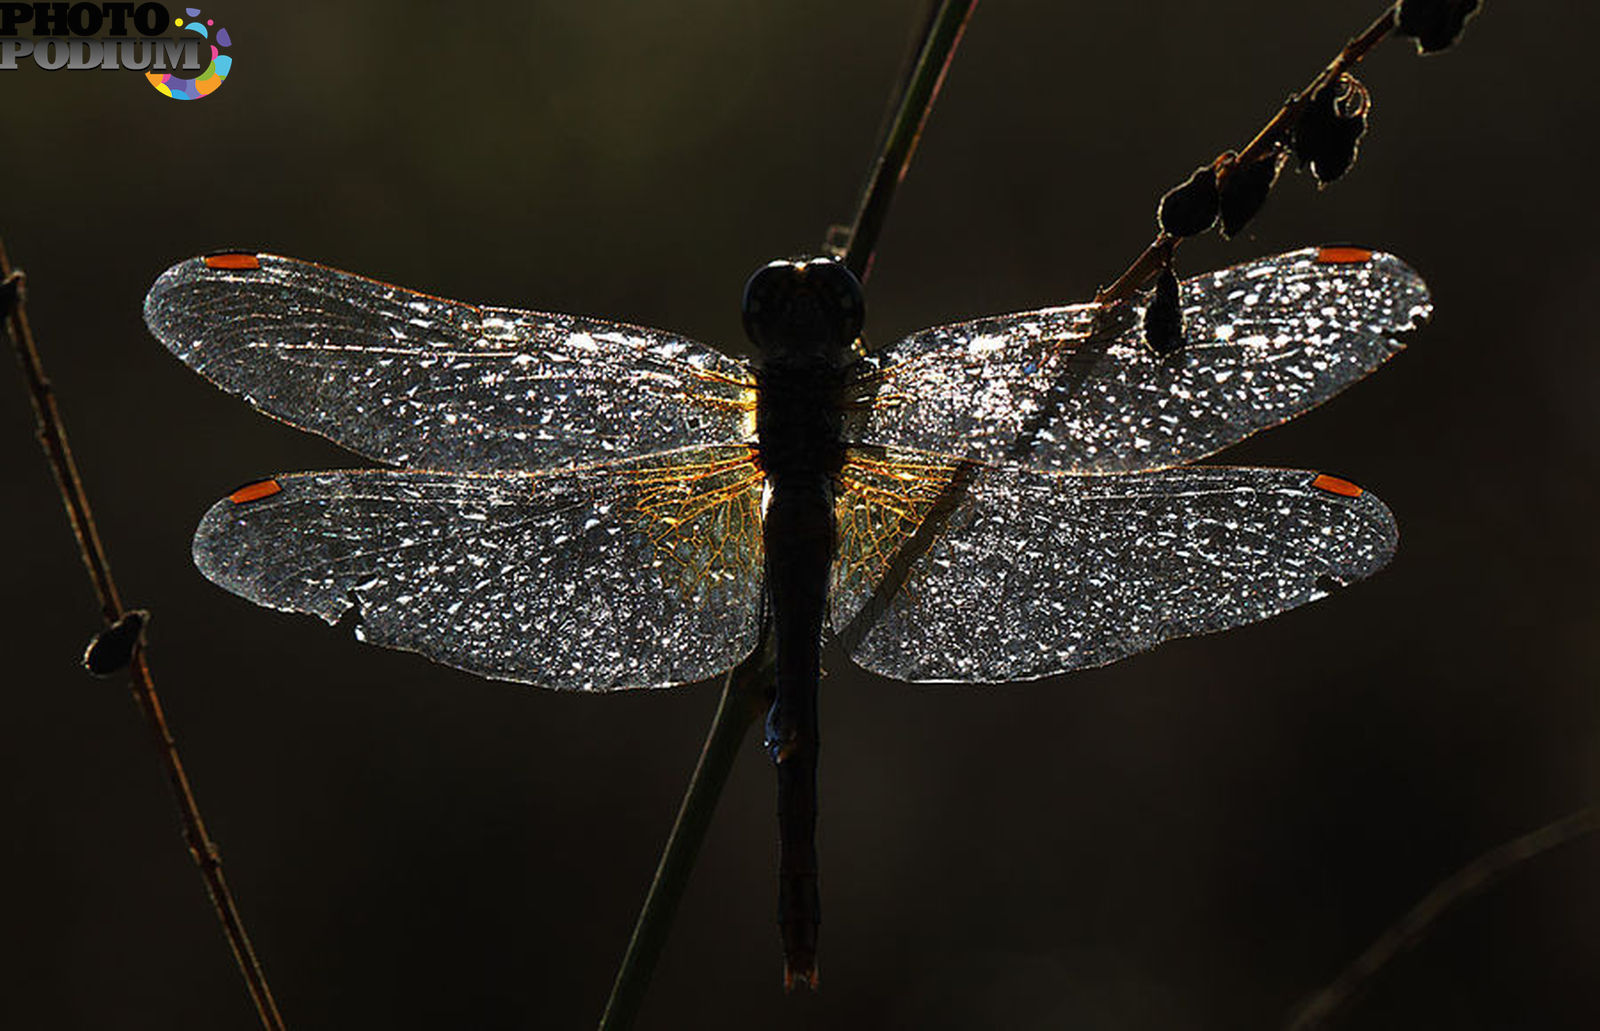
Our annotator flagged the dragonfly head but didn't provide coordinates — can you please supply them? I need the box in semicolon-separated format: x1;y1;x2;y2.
742;257;864;362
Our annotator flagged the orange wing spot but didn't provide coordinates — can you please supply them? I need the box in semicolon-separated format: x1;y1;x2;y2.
228;479;282;504
1315;246;1374;265
204;253;262;270
1311;473;1363;498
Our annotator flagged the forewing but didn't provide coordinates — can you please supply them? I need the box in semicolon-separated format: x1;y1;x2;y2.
848;248;1429;472
834;459;1396;683
193;446;766;690
145;254;756;470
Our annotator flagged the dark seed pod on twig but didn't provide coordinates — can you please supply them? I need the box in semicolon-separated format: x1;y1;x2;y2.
1396;0;1482;54
1218;149;1284;238
1156;165;1220;239
1143;264;1185;356
83;610;149;677
1292;74;1371;184
1;270;23;312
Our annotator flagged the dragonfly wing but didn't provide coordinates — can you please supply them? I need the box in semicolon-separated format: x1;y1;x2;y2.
194;446;766;690
848;248;1429;472
832;457;1396;683
145;254;756;471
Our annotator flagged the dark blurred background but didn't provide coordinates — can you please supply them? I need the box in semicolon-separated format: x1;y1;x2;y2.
3;2;1595;1028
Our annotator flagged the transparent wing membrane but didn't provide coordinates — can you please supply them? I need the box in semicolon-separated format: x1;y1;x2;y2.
848;248;1429;473
145;254;756;471
192;446;766;690
836;460;1397;683
157;247;1419;691
831;446;967;644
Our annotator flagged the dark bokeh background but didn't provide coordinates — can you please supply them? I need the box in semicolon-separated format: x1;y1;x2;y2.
3;3;1595;1028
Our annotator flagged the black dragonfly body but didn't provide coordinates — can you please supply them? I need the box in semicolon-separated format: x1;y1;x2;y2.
143;243;1428;986
747;258;863;985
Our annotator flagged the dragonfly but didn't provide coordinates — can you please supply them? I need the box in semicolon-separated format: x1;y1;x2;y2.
143;243;1428;988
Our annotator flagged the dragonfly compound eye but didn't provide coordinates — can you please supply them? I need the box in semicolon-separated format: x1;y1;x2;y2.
803;257;865;342
742;258;866;356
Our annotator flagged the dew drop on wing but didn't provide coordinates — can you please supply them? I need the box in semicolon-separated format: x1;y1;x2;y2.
334;589;366;638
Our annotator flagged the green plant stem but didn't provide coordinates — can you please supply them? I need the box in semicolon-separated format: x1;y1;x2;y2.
598;646;772;1030
596;4;978;1027
838;0;977;283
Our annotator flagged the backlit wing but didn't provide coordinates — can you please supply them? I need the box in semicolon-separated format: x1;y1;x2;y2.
145;254;756;471
193;446;766;690
832;456;1396;683
847;248;1429;473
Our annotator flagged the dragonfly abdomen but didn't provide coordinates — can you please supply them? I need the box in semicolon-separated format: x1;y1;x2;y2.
762;473;833;990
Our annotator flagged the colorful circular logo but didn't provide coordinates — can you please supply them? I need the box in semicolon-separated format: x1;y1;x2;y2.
147;8;231;100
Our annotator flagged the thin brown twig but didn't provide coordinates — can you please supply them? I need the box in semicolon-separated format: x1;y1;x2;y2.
1095;5;1398;304
598;643;772;1031
1;238;287;1031
1287;806;1600;1030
